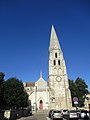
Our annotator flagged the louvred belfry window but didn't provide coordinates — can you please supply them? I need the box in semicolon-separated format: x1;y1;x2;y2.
54;60;56;65
58;60;60;65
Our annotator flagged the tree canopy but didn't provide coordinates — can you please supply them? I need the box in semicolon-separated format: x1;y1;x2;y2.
0;72;5;109
3;77;29;110
0;72;5;82
69;77;89;107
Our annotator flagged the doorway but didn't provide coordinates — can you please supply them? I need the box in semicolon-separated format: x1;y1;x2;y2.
39;100;43;110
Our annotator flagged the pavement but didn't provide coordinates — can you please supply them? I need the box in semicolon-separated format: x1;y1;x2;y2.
17;110;49;120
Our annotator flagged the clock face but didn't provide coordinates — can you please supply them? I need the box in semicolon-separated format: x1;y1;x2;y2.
56;76;62;82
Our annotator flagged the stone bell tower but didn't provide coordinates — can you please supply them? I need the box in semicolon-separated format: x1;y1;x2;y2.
48;25;72;110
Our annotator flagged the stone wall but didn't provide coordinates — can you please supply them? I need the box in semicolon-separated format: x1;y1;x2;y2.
0;109;32;120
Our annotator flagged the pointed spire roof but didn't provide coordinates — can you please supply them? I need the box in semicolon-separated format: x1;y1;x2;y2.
40;70;42;78
49;25;61;51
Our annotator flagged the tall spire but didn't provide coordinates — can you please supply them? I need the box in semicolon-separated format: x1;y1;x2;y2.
40;70;42;78
49;25;61;51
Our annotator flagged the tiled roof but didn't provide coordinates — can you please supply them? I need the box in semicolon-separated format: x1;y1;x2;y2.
24;81;49;87
26;82;35;87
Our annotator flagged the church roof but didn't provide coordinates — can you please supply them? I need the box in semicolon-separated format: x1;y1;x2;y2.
35;72;47;85
24;72;49;87
26;82;35;87
24;81;48;87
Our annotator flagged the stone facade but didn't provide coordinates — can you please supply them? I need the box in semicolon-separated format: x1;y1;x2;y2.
48;25;72;110
23;25;72;110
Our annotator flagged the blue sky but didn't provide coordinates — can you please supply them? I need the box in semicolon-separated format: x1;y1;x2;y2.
0;0;90;90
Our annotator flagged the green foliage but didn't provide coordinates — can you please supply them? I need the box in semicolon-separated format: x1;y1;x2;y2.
0;72;5;82
3;77;28;110
69;77;89;107
0;72;5;110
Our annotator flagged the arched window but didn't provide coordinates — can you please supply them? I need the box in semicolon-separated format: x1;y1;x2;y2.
54;60;56;65
58;60;60;65
55;53;57;58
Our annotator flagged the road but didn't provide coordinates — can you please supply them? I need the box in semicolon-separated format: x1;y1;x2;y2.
17;114;48;120
17;110;49;120
17;110;66;120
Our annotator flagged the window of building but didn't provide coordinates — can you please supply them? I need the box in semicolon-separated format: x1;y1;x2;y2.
55;53;57;58
58;60;60;65
54;60;56;65
27;88;29;90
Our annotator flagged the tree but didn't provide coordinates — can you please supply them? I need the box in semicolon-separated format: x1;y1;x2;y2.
0;72;5;110
69;79;77;106
75;77;89;107
3;77;28;110
69;77;89;107
0;72;5;82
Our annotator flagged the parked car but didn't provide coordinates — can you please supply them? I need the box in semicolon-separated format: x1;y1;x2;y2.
51;110;63;120
62;109;69;119
78;109;89;119
67;110;79;120
49;109;54;118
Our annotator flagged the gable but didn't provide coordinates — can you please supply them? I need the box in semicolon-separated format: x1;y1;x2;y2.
36;78;47;91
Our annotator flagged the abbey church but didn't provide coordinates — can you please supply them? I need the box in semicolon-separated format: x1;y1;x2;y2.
23;25;72;110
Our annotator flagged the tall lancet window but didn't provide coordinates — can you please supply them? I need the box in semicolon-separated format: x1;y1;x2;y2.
54;60;56;65
58;60;60;65
55;53;57;58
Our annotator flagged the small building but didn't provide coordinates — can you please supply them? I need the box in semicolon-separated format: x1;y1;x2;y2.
23;72;49;110
84;93;90;110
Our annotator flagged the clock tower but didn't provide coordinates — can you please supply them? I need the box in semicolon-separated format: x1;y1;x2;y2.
48;25;72;109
